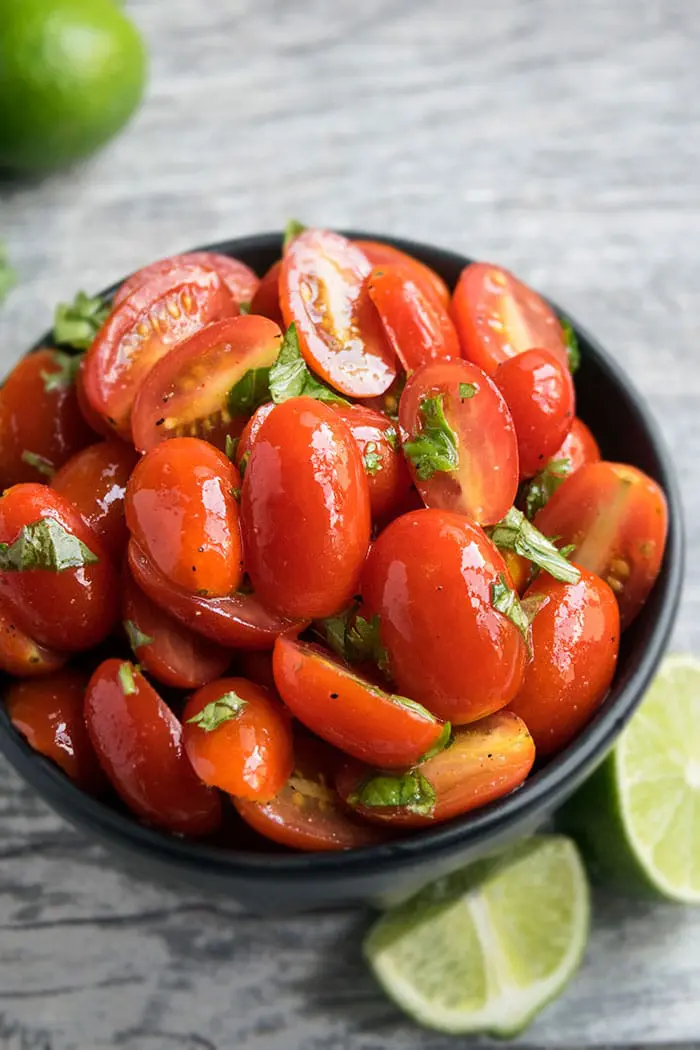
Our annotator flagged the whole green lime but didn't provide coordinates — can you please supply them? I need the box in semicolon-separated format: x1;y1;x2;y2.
0;0;147;172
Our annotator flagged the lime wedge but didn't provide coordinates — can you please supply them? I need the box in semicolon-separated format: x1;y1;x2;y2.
560;653;700;903
364;835;589;1036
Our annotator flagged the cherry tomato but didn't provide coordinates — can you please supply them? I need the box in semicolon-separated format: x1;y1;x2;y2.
508;568;619;756
280;229;397;397
502;549;531;595
6;669;105;792
273;633;450;768
0;484;118;652
250;260;284;326
534;462;668;629
336;711;535;827
83;266;238;439
399;359;519;525
52;440;138;559
75;356;113;437
367;265;460;371
237;649;276;692
125;438;243;598
233;732;386;851
555;417;601;474
451;263;568;376
495;348;575;478
354;240;450;308
0;349;96;489
131;315;283;453
241;398;371;619
0;596;67;677
235;401;275;468
122;572;231;689
183;677;293;800
114;251;259;308
85;659;221;836
361;509;527;724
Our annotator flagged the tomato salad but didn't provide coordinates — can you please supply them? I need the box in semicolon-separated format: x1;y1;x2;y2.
0;226;668;851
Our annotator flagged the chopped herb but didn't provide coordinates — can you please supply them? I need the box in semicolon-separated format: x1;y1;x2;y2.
520;593;548;625
561;319;580;374
559;543;577;559
238;301;252;315
0;518;98;572
403;394;459;480
282;219;307;253
488;506;581;584
124;620;154;651
187;691;247;732
317;608;390;677
54;291;110;350
238;450;250;476
519;457;572;520
0;244;15;304
384;425;399;450
491;573;532;651
348;771;436;816
21;450;55;478
227;367;272;416
225;434;238;460
118;662;138;696
41;350;83;393
458;382;477;400
231;487;241;501
319;610;350;659
382;373;407;420
268;324;348;406
363;441;382;475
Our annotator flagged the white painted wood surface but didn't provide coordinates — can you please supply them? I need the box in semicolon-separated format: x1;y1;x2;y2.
1;0;699;1046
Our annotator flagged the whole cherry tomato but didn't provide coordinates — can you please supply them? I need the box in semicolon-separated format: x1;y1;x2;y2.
0;596;67;677
0;484;118;652
508;568;619;756
556;417;601;474
250;260;284;326
235;401;275;468
336;711;535;827
367;265;460;371
399;359;519;525
85;659;222;836
330;404;412;525
354;240;451;308
361;510;527;723
241;398;371;619
52;440;138;558
6;669;105;792
280;229;397;397
114;251;259;308
183;677;293;800
125;438;243;598
451;263;568;376
534;462;668;628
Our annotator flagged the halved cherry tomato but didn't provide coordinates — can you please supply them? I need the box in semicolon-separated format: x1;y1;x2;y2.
0;596;67;677
273;633;450;768
361;509;527;724
131;315;283;453
75;356;113;437
85;659;221;836
502;549;531;594
250;261;284;326
6;669;105;792
336;711;535;827
451;263;568;376
83;266;238;439
125;438;243;598
237;649;276;691
0;484;118;652
183;677;293;800
556;417;601;473
235;401;274;468
114;251;259;308
122;572;231;689
52;440;138;558
329;404;412;525
233;732;386;851
241;398;371;619
280;229;397;397
0;349;96;489
354;240;450;308
508;568;619;756
367;265;460;371
534;462;668;628
399;359;519;525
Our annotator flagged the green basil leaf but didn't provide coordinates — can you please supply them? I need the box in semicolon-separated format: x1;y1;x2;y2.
227;367;272;416
488;506;580;584
384;424;399;450
346;613;391;676
363;441;382;475
187;691;247;732
124;620;154;651
54;291;110;351
0;518;99;572
418;720;452;763
491;573;533;652
282;218;307;253
519;457;572;520
458;382;477;400
238;301;252;315
561;319;580;374
20;450;55;478
118;662;138;696
40;350;83;393
225;434;238;461
349;771;436;817
268;324;348;406
403;394;459;480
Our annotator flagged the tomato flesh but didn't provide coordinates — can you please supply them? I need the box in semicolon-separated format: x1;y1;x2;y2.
354;240;451;308
0;595;67;677
367;265;460;371
114;251;259;308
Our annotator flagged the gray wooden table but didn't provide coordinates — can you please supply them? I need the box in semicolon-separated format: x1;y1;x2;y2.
1;1;699;1047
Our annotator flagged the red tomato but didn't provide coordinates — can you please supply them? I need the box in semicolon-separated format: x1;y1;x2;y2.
131;315;283;453
451;263;568;376
237;649;276;692
0;349;96;488
235;401;275;468
183;677;293;800
75;356;114;437
273;633;449;768
361;509;527;724
354;240;450;308
85;659;221;836
502;550;531;595
6;669;105;792
52;440;138;558
0;596;67;677
495;348;575;478
250;260;284;326
241;398;371;619
508;568;619;756
83;266;238;439
122;572;231;689
280;229;397;397
0;484;118;652
399;359;519;525
336;711;535;827
534;462;668;628
555;417;601;474
114;251;259;308
367;265;460;371
125;438;243;598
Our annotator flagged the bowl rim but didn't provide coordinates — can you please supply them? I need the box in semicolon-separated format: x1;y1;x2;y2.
0;230;685;880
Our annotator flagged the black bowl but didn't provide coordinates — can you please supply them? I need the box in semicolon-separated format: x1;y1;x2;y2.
0;232;684;913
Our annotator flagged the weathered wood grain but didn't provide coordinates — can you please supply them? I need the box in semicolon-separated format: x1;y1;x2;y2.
1;0;699;1046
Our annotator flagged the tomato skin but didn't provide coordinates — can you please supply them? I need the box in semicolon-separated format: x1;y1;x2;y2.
0;484;119;652
6;669;105;792
241;398;371;619
399;359;519;526
495;348;575;478
235;402;275;468
451;263;568;376
330;404;412;525
238;649;276;692
0;596;67;676
125;438;243;598
354;240;451;308
336;711;535;827
280;229;397;397
114;251;259;308
183;677;293;800
0;349;96;488
534;462;668;628
250;260;284;326
52;440;138;559
555;417;601;474
508;568;619;756
367;265;460;372
75;357;114;438
361;510;527;724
